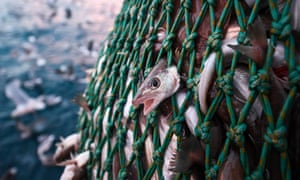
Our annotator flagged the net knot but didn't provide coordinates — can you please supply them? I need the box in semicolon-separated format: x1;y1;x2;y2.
183;32;198;51
106;122;115;138
153;149;164;165
246;168;263;180
150;5;158;17
194;123;210;143
162;33;176;50
206;164;219;179
133;139;144;157
186;77;197;89
207;0;216;6
117;36;126;49
264;126;287;152
164;0;174;13
106;95;115;107
180;0;192;10
147;111;158;126
237;31;247;43
289;66;300;88
112;64;119;73
129;5;138;21
138;5;147;20
133;36;144;50
249;69;270;94
120;66;129;80
103;158;113;172
117;128;127;147
124;37;134;50
130;68;139;80
207;31;223;51
118;168;128;180
216;72;234;95
117;98;127;110
172;116;185;136
129;109;137;119
227;123;247;147
270;14;291;40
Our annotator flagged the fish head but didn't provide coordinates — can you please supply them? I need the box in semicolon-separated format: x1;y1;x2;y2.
132;60;180;115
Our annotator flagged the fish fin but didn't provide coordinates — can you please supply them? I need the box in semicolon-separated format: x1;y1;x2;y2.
228;44;265;66
247;17;268;49
168;136;203;173
72;94;90;113
57;159;77;166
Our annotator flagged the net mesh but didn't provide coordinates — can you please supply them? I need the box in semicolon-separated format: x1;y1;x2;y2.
77;0;299;179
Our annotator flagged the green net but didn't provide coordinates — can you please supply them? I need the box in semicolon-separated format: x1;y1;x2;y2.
77;0;300;179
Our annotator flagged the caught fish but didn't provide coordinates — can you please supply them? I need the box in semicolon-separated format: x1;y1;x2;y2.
218;150;243;180
157;113;178;180
198;17;289;113
54;133;80;163
168;134;204;179
132;60;180;115
59;151;90;180
244;0;300;31
5;79;46;117
291;0;300;31
228;18;267;67
60;164;86;180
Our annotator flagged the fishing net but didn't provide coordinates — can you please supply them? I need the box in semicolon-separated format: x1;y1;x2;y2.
77;0;300;179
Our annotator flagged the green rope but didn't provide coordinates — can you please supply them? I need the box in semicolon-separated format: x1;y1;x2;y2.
75;0;299;179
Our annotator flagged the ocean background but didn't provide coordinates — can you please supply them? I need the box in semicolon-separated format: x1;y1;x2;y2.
0;0;121;179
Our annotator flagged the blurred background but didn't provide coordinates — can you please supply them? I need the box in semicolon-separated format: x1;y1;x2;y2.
0;0;122;179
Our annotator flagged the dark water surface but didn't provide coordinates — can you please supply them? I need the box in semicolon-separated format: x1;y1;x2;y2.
0;0;121;179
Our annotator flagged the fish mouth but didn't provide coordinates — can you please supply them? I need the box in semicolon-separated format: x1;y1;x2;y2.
132;94;159;115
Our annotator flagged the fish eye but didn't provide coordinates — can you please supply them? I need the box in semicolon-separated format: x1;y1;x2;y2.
150;77;160;89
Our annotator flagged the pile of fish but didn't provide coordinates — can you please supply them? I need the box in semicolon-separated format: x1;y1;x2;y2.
54;0;300;179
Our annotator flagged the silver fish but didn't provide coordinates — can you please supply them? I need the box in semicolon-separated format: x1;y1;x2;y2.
198;18;288;114
158;113;178;180
54;133;80;164
132;60;180;115
59;151;90;180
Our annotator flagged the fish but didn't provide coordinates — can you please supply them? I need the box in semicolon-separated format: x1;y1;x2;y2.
5;79;46;117
198;38;238;113
228;18;267;67
168;134;204;179
167;124;225;179
244;0;300;32
157;113;178;180
59;151;90;180
54;133;80;164
198;17;289;114
132;59;180;115
203;17;289;179
218;149;243;180
291;0;300;31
